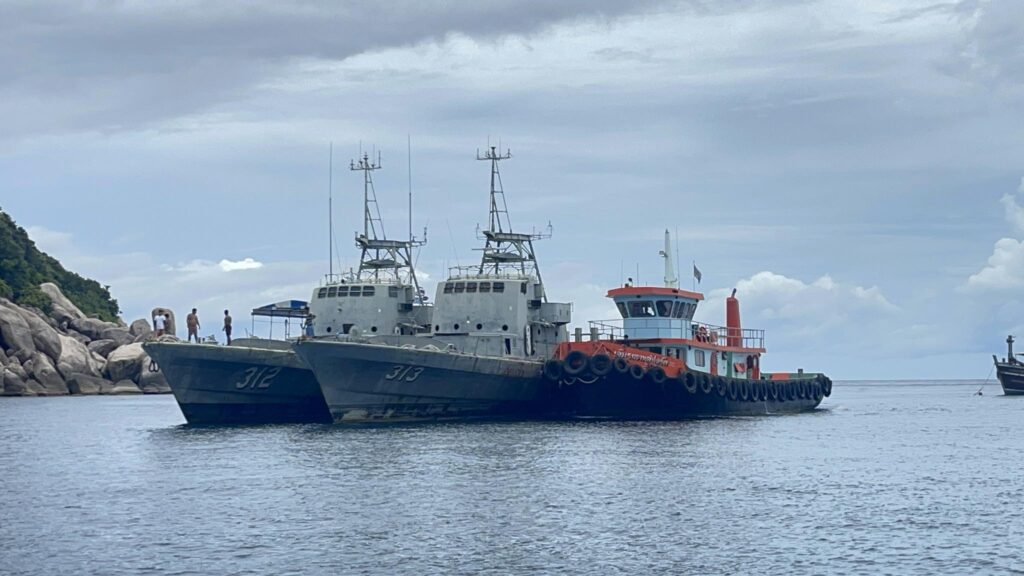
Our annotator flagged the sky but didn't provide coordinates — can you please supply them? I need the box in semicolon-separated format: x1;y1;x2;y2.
1;0;1022;379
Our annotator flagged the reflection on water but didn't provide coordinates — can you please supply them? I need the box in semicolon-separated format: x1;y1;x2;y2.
0;382;1021;575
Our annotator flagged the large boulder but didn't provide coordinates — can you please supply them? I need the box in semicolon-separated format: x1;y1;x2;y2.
129;318;152;338
65;373;108;395
56;334;102;379
65;329;92;345
0;300;37;361
16;307;63;363
0;347;7;367
105;343;146;382
102;379;142;395
69;317;112;341
138;367;170;394
39;282;86;324
87;339;119;358
152;308;177;336
28;352;67;395
101;327;133;346
6;356;27;381
2;367;29;395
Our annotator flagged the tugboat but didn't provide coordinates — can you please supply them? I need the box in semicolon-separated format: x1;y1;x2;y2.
294;147;572;422
993;335;1024;395
547;231;832;418
145;151;431;424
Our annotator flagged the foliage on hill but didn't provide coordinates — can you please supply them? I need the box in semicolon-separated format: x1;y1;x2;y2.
0;208;120;322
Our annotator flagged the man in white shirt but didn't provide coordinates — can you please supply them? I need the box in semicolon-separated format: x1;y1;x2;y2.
154;313;166;337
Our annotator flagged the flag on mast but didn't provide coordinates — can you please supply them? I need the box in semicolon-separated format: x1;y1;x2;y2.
693;264;702;284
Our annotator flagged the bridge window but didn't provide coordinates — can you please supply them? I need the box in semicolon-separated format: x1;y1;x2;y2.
694;349;706;367
656;300;674;317
349;286;362;297
362;286;375;297
443;283;453;294
317;288;327;299
628;300;656;317
327;287;337;298
454;282;466;293
466;282;478;293
388;286;399;297
493;282;505;293
479;282;491;293
671;301;683;318
520;282;528;294
337;286;349;297
616;302;628;318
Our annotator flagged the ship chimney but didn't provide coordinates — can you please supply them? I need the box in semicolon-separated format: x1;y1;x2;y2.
1008;335;1015;362
726;288;742;347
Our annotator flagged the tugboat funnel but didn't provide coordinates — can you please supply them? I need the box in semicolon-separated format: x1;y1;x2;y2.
726;288;742;347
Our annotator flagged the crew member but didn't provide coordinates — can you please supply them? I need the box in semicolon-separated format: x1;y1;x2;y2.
222;309;233;345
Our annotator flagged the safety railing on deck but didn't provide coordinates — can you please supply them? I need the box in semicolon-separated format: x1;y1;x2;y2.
583;319;765;349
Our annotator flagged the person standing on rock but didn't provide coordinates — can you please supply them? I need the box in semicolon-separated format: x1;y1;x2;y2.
222;310;232;345
186;308;201;343
154;312;166;337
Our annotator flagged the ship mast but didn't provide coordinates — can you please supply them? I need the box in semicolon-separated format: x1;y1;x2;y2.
349;151;424;295
475;146;551;300
660;229;678;288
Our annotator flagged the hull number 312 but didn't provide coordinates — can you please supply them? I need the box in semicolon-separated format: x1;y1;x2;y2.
234;366;281;390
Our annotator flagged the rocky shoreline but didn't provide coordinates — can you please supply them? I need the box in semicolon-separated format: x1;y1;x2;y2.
0;282;173;396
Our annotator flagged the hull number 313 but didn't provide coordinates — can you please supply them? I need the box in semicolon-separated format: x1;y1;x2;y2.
384;365;424;382
234;366;281;390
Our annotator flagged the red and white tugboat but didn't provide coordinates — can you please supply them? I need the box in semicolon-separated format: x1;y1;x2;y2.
546;231;832;418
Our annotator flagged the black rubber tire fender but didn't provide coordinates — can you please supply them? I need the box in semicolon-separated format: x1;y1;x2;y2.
563;350;589;376
648;366;667;385
683;372;698;394
629;363;645;381
823;377;833;397
589;353;613;377
543;359;563;382
700;373;714;394
797;380;808;399
715;375;727;396
751;381;762;402
613;357;630;375
787;381;797;401
739;379;750;401
726;378;738;401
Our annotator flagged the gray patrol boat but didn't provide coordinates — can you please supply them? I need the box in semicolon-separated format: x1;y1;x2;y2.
293;147;573;422
145;151;431;424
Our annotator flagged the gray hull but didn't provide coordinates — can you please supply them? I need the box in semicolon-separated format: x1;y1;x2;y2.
995;361;1024;396
144;341;331;424
293;340;555;422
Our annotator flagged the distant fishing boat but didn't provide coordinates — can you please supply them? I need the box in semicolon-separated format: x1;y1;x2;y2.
993;335;1024;395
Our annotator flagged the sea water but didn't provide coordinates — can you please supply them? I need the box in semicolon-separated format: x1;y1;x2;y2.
0;381;1019;575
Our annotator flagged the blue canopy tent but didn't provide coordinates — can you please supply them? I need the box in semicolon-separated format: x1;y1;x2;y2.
250;300;309;340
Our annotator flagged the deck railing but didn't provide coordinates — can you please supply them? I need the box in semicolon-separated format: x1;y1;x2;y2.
585;319;765;349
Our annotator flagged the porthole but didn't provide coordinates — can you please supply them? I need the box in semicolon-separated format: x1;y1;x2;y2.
454;323;460;330
476;323;483;330
371;326;378;333
434;325;439;331
502;324;509;331
326;326;332;333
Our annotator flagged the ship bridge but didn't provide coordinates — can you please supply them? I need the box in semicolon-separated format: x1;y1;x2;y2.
609;286;703;340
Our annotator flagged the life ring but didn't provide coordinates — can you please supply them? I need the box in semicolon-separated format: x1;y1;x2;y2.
716;376;727;396
700;373;714;394
543;359;563;382
629;364;645;381
683;372;698;394
726;378;738;401
563;350;589;376
613;357;630;375
648;366;667;385
589;353;612;377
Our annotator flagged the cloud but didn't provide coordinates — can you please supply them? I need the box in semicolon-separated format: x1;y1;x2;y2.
998;177;1024;232
219;258;263;272
964;237;1024;292
965;177;1024;292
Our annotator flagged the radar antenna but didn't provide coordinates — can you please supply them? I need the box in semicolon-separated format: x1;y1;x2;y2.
474;146;550;301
